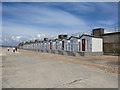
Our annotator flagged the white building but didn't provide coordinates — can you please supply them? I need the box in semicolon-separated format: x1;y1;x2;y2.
79;34;103;52
62;38;70;51
56;39;62;50
68;34;103;52
69;36;80;52
21;34;103;56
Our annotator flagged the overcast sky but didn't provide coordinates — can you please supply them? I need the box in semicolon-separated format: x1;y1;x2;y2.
1;2;118;46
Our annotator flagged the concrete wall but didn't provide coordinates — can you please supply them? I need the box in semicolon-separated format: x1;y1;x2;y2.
103;33;120;43
102;33;120;55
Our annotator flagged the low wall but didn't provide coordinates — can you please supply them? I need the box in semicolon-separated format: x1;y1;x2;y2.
21;48;103;56
78;52;103;56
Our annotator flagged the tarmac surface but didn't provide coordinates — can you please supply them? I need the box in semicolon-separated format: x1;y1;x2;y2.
2;48;119;88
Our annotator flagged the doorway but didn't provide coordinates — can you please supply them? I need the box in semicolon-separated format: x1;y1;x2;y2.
70;40;74;51
50;42;52;49
79;42;81;52
62;41;64;50
82;39;85;51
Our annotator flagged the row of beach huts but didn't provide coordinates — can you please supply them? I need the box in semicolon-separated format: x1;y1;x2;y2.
18;32;103;56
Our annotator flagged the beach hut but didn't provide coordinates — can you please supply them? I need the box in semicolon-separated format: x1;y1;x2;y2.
34;40;39;51
62;38;70;51
32;42;35;51
35;42;39;51
46;41;50;50
37;42;41;51
23;44;26;49
69;36;80;52
39;41;42;51
54;39;58;50
43;41;50;51
28;41;33;51
51;40;56;50
56;39;62;50
40;41;44;51
43;41;46;50
56;34;68;51
79;34;103;52
43;38;49;50
27;44;30;50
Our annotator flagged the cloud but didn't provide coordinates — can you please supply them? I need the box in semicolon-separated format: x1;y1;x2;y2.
3;4;87;27
2;33;47;46
2;3;90;37
2;2;117;46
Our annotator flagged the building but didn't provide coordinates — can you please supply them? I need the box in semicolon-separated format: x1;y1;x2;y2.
56;39;62;50
62;38;70;51
80;34;103;52
92;28;120;55
58;34;68;39
69;36;80;52
92;28;104;37
52;40;56;50
67;35;103;53
19;33;103;56
102;32;120;55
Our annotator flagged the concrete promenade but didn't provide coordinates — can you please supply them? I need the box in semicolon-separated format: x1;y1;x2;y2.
2;48;118;88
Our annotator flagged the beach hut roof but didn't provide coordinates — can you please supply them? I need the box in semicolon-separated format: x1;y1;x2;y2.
68;36;80;40
68;34;102;40
80;34;102;38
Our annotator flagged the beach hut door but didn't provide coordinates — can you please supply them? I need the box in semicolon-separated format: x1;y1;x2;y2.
70;40;74;51
50;42;52;49
79;42;81;51
82;39;85;51
62;41;64;50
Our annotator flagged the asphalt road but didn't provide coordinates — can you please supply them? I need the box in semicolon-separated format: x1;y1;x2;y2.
2;48;118;88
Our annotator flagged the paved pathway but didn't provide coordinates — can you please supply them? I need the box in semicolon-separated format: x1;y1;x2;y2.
2;48;118;88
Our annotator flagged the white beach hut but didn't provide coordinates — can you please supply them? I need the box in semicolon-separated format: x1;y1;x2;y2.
62;38;70;51
40;41;44;51
79;34;103;52
69;36;80;52
52;40;56;50
56;39;62;50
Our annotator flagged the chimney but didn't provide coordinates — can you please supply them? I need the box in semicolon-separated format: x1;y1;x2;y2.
44;38;48;41
92;28;104;37
58;34;68;39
